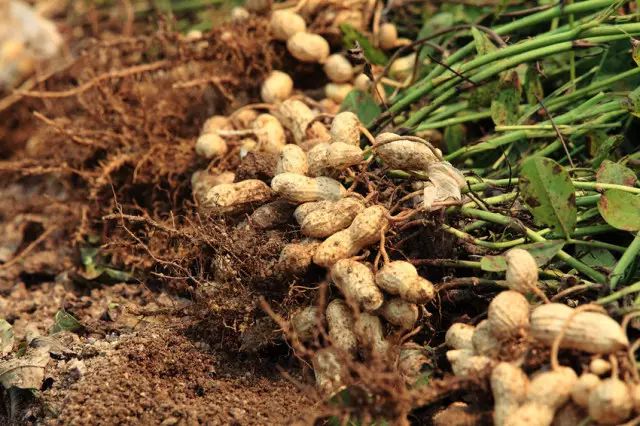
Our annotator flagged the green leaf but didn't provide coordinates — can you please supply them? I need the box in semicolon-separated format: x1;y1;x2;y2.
578;247;617;269
591;134;623;168
340;24;387;66
480;255;507;272
0;320;14;357
340;90;381;127
519;157;577;237
632;39;640;67
524;66;544;106
596;160;638;187
50;310;82;335
517;240;565;266
598;189;640;231
491;85;520;125
471;26;497;56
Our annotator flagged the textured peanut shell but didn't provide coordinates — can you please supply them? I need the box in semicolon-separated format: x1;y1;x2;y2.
297;197;364;238
308;142;363;176
491;362;529;426
330;260;383;312
530;303;629;353
398;343;429;385
323;54;353;83
527;367;577;410
505;248;539;294
191;170;234;203
487;290;530;337
446;349;492;377
201;180;272;213
571;373;600;408
472;320;501;357
252;113;286;154
505;403;554;426
248;199;296;229
445;323;475;350
325;299;357;356
291;306;319;342
588;378;632;425
312;348;345;396
269;10;306;41
260;70;293;103
379;298;419;330
630;383;640;414
271;173;346;203
551;403;586;426
275;144;308;175
195;133;228;159
287;32;329;63
330;111;360;146
313;206;388;267
275;99;315;145
375;132;438;170
354;312;389;355
277;239;320;276
374;261;435;304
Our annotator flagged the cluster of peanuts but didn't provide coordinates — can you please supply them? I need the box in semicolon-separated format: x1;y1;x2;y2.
192;98;446;394
189;4;462;393
445;249;636;426
231;0;416;107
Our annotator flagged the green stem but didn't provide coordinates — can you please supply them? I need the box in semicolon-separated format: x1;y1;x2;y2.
417;110;492;131
467;177;640;195
544;224;616;239
459;207;607;283
597;280;640;305
567;239;627;253
610;232;640;289
442;224;527;249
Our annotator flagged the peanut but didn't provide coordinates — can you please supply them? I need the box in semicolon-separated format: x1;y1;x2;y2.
398;343;429;385
472;320;501;358
375;261;435;304
269;9;306;41
588;378;632;424
505;248;539;294
589;358;611;376
487;290;530;337
252;113;286;154
326;299;357;356
260;70;293;103
354;312;390;356
446;349;492;377
314;205;389;267
201;179;272;214
389;54;416;81
291;306;319;342
271;173;346;203
312;347;345;396
571;373;600;408
195;133;228;159
330;111;360;146
325;83;353;104
307;142;363;176
445;323;475;350
275;99;315;145
202;115;231;135
248;199;296;229
530;303;629;354
295;197;365;238
330;259;383;311
277;239;320;276
375;132;439;170
275;144;308;175
491;362;529;426
379;23;398;50
323;54;353;83
287;32;330;63
379;298;419;330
